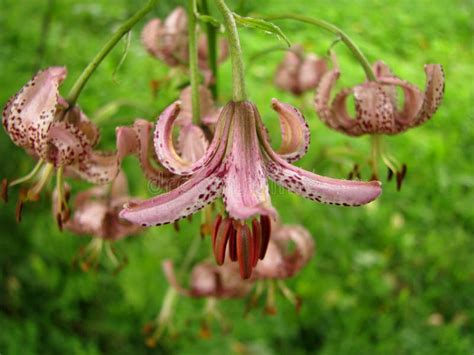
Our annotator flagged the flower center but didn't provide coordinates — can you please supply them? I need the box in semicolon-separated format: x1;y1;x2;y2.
211;214;271;279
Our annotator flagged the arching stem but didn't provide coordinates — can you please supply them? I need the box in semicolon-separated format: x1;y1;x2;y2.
65;0;158;107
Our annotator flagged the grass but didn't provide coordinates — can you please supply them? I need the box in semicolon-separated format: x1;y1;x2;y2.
0;0;472;354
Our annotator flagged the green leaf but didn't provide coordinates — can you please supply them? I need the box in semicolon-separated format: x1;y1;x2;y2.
233;13;291;47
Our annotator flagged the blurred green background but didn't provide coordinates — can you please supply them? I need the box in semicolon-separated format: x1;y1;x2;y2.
0;0;473;354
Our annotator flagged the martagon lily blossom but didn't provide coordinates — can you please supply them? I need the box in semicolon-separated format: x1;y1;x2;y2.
315;59;445;136
314;58;445;188
120;97;382;278
275;44;328;96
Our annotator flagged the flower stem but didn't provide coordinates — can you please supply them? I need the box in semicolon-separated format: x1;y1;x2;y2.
264;14;376;81
214;0;247;101
188;0;201;125
200;0;218;99
65;0;158;107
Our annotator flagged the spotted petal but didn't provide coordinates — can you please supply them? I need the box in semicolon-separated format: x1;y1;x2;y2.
271;98;310;163
119;166;223;227
412;64;445;127
257;114;382;206
223;102;276;220
314;67;343;130
376;76;424;129
120;112;232;226
2;67;67;157
47;121;90;167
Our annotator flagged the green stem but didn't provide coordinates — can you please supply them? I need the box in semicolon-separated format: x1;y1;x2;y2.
214;0;247;101
200;0;218;99
65;0;157;107
188;0;201;125
264;14;376;81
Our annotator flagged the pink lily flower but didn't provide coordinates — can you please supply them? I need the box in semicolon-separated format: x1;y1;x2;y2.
275;45;328;96
141;7;228;75
55;172;142;272
61;172;142;241
315;60;445;136
120;98;382;277
163;259;252;299
315;59;444;189
2;67;134;185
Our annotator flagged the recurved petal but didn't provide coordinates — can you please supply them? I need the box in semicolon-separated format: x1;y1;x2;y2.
46;121;90;167
223;102;276;221
119;166;224;227
273;224;315;275
141;18;162;57
271;98;310;163
155;101;229;176
314;68;342;130
123;119;182;189
373;60;393;79
376;76;424;129
353;82;396;134
299;54;327;92
73;151;121;185
412;64;445;127
330;88;360;135
267;157;381;206
2;67;67;155
178;124;209;164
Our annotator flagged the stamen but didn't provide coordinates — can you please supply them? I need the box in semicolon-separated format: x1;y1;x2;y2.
213;217;233;265
236;223;252;279
251;219;262;267
259;215;271;260
396;164;407;191
228;226;237;262
8;159;44;188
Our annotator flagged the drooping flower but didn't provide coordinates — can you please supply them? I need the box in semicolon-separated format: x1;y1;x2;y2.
247;221;315;314
315;59;444;188
141;7;228;78
2;67;134;185
163;259;252;299
56;172;142;272
275;44;327;96
120;98;382;278
252;222;314;280
315;60;445;136
2;67;135;222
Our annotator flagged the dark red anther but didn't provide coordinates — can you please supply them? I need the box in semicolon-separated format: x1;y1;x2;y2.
213;218;232;265
251;219;262;267
228;226;237;262
1;178;8;203
387;167;394;181
396;164;407;191
237;224;252;279
259;215;271;260
15;200;23;223
211;214;222;248
56;213;63;232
